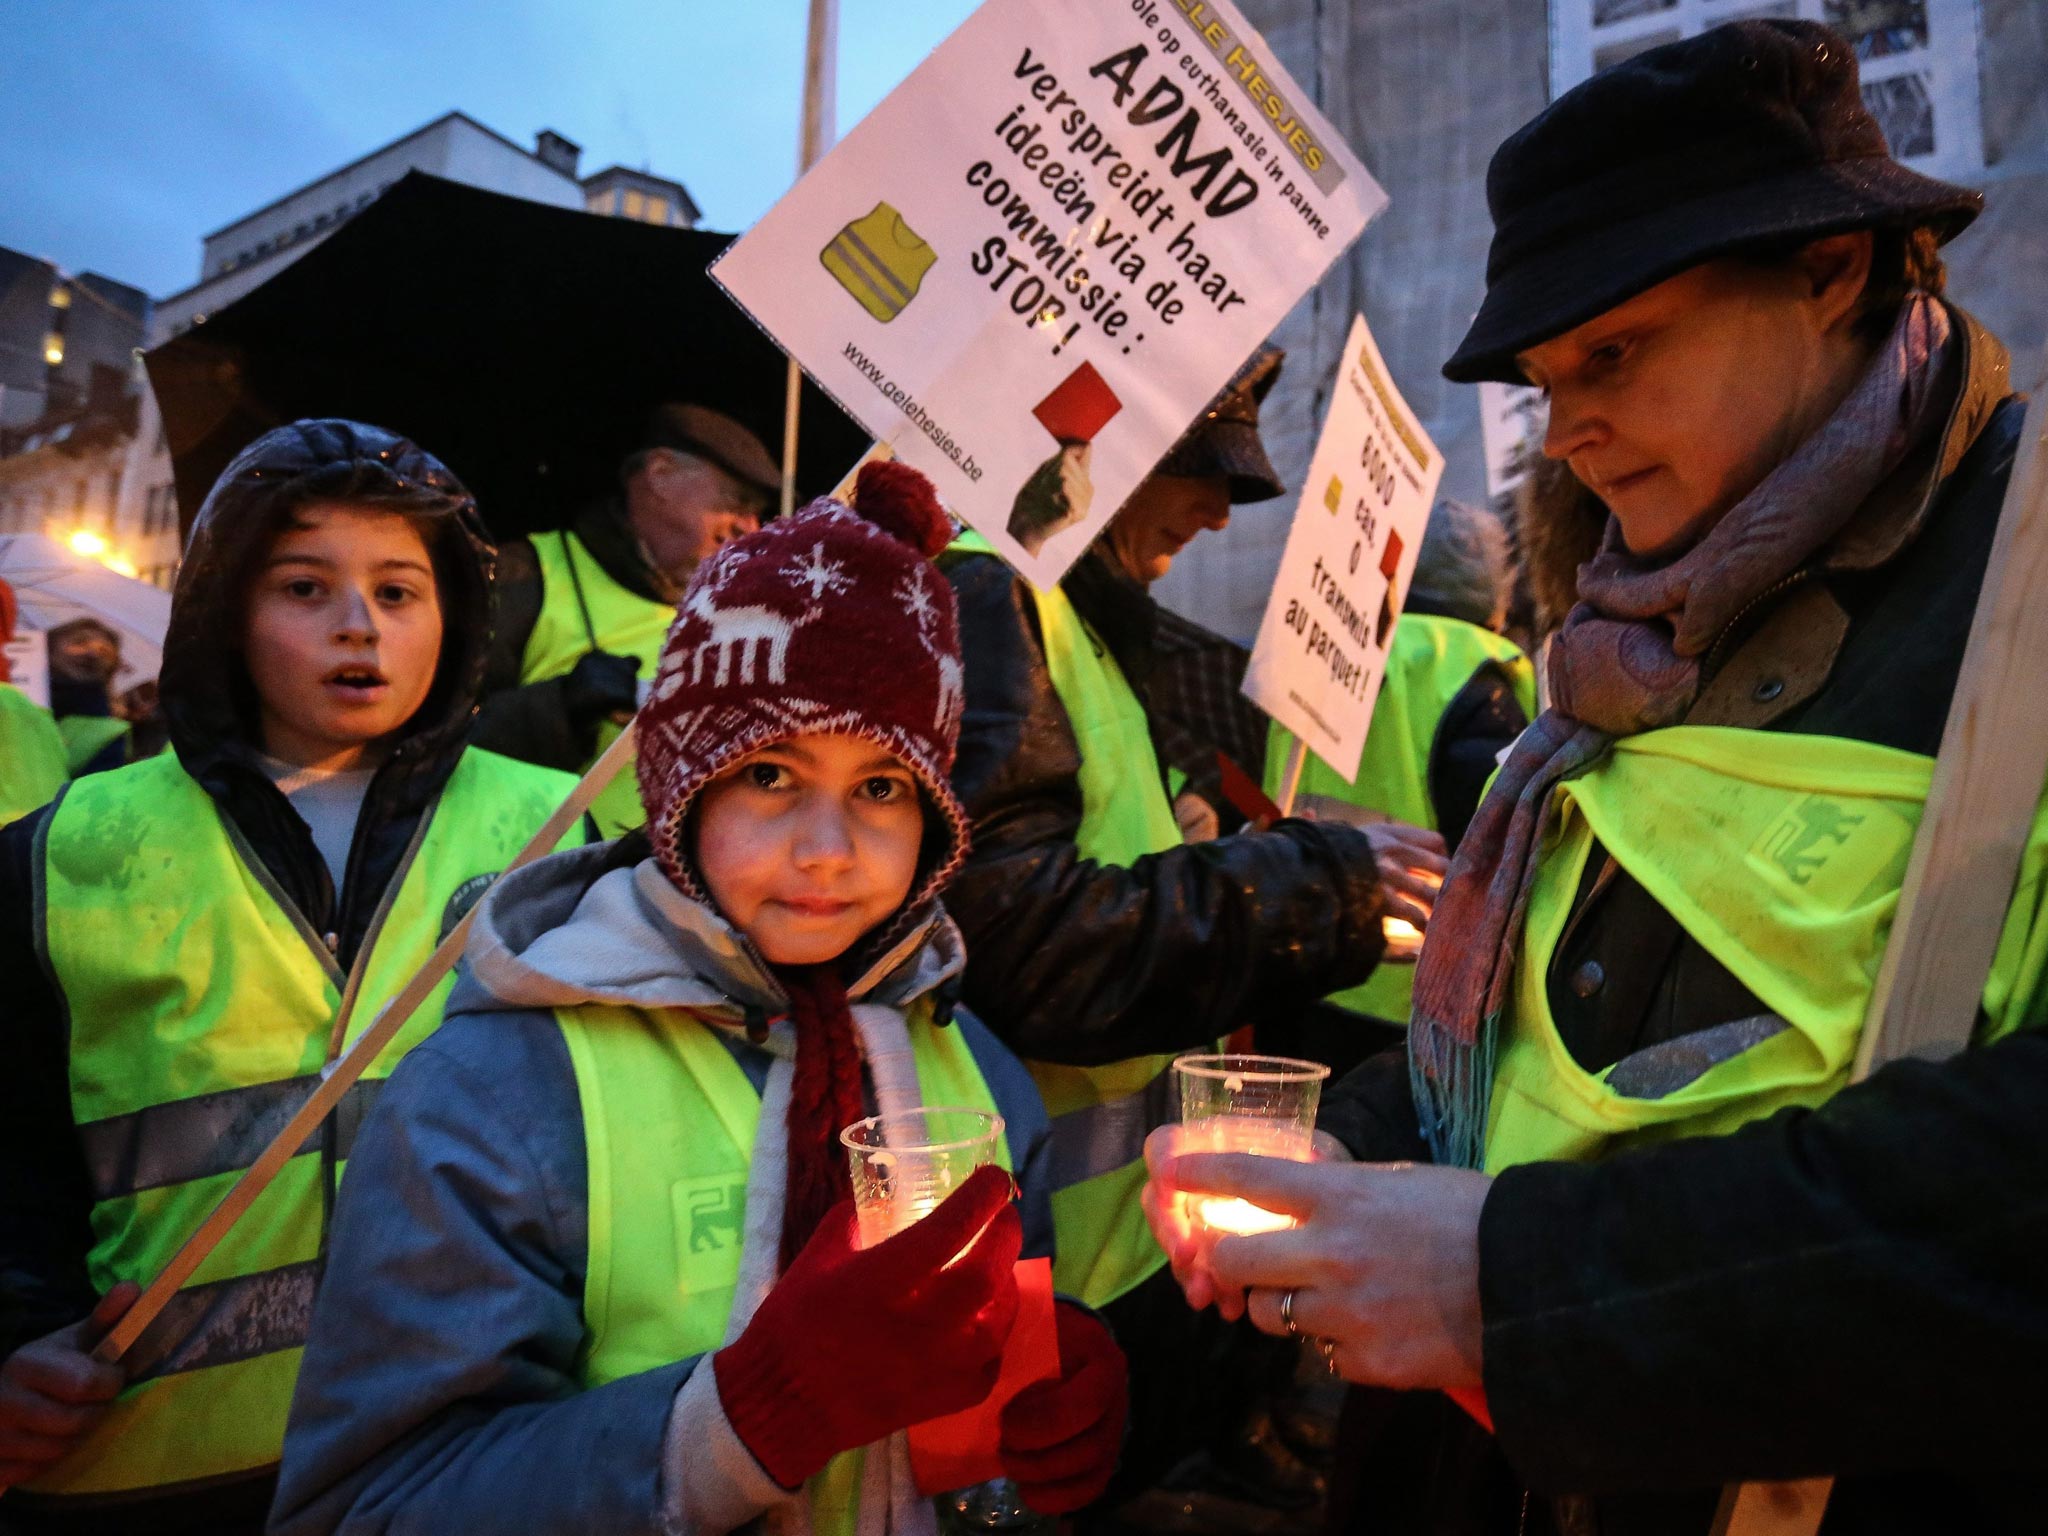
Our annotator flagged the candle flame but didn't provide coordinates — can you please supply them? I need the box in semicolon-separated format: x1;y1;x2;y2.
1195;1196;1295;1235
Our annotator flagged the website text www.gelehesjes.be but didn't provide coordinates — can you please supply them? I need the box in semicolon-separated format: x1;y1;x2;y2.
842;341;982;483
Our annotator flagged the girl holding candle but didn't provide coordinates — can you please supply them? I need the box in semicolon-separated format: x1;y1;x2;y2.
270;463;1131;1536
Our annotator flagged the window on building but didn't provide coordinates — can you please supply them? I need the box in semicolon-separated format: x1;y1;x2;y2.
1551;0;1981;173
43;334;64;366
623;189;647;220
644;195;670;225
49;284;72;310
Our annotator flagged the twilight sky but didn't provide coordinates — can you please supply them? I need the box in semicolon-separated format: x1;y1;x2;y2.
0;1;978;299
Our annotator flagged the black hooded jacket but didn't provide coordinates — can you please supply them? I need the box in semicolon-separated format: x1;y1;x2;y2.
0;420;497;1535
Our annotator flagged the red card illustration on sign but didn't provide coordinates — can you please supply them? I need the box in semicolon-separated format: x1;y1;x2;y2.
1032;363;1122;445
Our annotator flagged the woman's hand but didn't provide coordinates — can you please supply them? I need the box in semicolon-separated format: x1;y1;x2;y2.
1362;822;1447;950
1143;1133;1490;1393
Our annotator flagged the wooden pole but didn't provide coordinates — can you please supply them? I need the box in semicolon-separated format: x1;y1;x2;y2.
95;724;639;1364
1716;344;2048;1535
780;0;839;520
1274;736;1309;819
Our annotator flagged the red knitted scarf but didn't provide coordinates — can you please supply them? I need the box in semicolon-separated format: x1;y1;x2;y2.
777;964;867;1270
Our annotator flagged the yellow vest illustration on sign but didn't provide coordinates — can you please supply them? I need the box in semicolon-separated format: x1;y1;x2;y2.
822;202;936;323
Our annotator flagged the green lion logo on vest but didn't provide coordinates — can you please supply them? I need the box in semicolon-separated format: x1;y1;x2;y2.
1760;797;1867;886
670;1176;748;1288
1752;793;1913;910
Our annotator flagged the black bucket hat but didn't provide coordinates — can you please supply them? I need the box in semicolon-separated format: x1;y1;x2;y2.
1156;345;1286;503
1444;19;1983;385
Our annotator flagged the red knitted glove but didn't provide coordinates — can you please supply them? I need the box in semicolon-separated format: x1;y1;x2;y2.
997;1300;1129;1513
715;1165;1023;1489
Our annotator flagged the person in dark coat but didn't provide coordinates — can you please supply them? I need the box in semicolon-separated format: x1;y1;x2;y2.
941;349;1442;1506
43;618;130;777
1142;19;2046;1535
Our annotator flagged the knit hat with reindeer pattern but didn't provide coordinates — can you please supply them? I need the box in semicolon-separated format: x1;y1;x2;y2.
636;460;971;913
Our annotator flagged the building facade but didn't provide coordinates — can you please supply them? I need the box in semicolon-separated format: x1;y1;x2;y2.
1154;0;2048;641
0;247;147;430
105;112;700;583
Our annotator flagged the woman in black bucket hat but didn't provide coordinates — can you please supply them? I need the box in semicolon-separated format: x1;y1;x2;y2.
1142;19;2048;1536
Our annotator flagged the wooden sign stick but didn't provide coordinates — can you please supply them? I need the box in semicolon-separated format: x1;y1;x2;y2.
1274;736;1309;819
94;723;639;1364
1715;344;2048;1536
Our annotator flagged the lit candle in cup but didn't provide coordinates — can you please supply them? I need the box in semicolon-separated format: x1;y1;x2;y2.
841;1107;1006;1250
1173;1054;1330;1237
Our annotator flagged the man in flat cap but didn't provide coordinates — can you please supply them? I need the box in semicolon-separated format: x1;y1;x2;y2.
474;403;780;835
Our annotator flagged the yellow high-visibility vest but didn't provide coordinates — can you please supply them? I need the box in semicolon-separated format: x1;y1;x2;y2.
22;747;579;1498
821;202;936;324
1482;726;2048;1173
519;528;676;838
559;996;1009;1536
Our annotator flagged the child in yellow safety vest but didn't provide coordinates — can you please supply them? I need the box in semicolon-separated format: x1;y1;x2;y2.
0;420;583;1534
270;463;1130;1536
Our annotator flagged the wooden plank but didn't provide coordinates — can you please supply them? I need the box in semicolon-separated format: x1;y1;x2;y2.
1719;343;2048;1535
95;723;639;1363
1711;1477;1836;1536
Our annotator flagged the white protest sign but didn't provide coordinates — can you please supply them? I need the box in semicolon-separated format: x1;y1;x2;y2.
1242;314;1442;783
714;0;1386;589
5;630;49;709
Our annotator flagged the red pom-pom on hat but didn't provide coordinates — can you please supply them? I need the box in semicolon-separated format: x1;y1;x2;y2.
853;459;951;559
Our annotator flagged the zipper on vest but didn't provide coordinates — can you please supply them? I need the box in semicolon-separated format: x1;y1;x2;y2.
217;809;348;991
323;782;445;1062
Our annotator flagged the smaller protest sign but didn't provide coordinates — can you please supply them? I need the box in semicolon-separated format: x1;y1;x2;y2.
5;629;49;709
1242;314;1442;784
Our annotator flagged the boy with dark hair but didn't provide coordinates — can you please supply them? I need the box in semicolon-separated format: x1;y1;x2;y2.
0;419;582;1533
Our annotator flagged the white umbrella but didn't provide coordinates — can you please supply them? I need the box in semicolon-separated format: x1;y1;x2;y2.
0;534;173;689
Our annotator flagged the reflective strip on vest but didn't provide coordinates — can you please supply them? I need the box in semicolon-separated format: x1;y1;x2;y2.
949;534;1184;1307
1266;613;1536;1025
26;748;579;1497
74;1075;385;1200
520;527;677;838
560;997;1009;1536
1483;726;2048;1174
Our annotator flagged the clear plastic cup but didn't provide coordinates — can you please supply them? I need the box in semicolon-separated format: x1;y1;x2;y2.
1173;1053;1331;1236
840;1106;1006;1249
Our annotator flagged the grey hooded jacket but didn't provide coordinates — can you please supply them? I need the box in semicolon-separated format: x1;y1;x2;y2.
268;838;1053;1536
